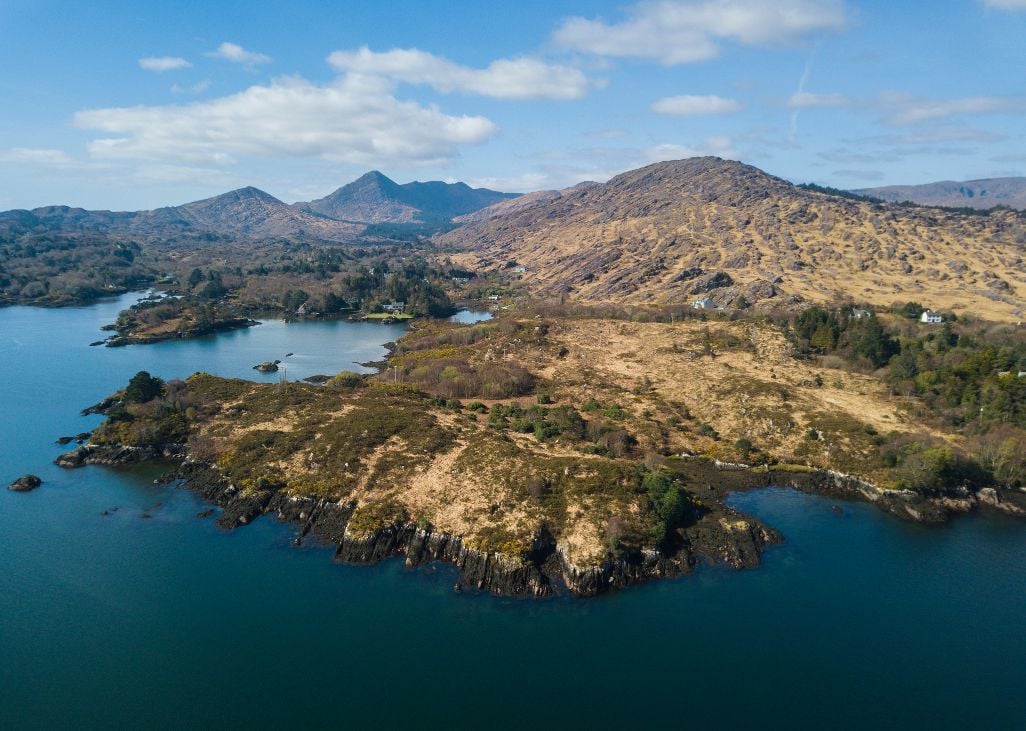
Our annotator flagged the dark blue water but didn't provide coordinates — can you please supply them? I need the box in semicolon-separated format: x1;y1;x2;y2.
2;296;1025;729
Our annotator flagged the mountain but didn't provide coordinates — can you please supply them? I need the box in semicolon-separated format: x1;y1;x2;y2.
0;187;363;244
297;171;518;224
440;157;1026;322
151;186;363;240
854;177;1026;210
453;182;600;226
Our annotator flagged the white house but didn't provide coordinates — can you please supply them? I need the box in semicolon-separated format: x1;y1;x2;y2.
691;296;715;310
513;265;527;274
383;301;405;314
920;310;943;324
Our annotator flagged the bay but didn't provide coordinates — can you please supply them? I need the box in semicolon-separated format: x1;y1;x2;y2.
1;295;1024;729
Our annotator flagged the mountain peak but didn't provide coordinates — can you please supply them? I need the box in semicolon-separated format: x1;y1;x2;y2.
297;172;518;224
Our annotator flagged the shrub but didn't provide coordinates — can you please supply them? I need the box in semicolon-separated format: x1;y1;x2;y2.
125;371;164;403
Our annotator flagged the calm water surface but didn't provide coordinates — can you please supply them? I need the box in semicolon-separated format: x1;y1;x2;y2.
2;295;1024;729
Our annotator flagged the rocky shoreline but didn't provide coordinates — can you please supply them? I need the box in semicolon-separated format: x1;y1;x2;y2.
100;317;259;347
54;442;1026;597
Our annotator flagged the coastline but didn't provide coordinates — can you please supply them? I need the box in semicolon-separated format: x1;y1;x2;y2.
55;441;1026;597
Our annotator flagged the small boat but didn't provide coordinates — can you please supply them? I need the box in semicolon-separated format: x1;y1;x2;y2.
831;505;844;516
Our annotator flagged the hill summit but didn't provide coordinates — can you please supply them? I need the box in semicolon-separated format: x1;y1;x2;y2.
440;157;1026;321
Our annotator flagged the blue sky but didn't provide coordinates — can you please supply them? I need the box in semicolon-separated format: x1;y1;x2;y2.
1;0;1024;210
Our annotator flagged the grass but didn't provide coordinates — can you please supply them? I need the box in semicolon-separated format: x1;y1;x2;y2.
365;312;414;320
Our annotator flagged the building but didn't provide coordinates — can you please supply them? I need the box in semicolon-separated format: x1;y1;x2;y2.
513;265;527;274
920;310;943;324
691;296;715;310
851;308;873;319
383;301;405;314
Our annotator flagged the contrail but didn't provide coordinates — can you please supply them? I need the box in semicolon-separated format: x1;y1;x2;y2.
789;48;819;144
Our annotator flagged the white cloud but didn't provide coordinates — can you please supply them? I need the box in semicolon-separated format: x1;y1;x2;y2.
73;73;497;168
326;46;597;100
553;0;847;65
643;136;738;162
787;91;849;108
465;172;553;192
171;80;211;95
208;42;271;67
139;56;192;72
0;147;80;168
481;136;742;193
881;93;1021;125
981;0;1026;9
651;94;742;115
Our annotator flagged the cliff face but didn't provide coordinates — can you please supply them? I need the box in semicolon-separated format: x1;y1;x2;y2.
440;157;1026;321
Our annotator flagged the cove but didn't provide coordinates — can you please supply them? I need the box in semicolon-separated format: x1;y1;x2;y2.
2;295;1025;729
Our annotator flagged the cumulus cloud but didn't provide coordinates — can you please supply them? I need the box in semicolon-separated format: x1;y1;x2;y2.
73;74;497;168
881;93;1021;125
326;46;597;100
787;91;849;108
208;42;271;67
553;0;847;65
139;56;192;72
651;94;742;115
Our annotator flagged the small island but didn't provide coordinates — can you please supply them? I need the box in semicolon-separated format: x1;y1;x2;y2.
99;296;259;346
57;308;1026;596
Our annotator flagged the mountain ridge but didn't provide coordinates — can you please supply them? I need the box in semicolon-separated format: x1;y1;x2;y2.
295;171;518;224
854;177;1026;210
439;157;1026;322
0;173;517;244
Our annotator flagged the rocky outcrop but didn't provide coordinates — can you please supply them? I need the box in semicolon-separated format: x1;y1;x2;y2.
53;440;1026;597
9;474;42;492
104;317;258;347
54;443;184;468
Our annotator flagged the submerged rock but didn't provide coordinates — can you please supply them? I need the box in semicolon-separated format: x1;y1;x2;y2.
9;474;42;492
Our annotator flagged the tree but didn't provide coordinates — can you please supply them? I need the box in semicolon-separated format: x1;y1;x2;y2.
187;268;204;288
849;317;899;367
124;371;164;403
900;301;925;319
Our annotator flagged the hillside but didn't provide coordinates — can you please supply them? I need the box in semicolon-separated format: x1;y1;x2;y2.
297;171;517;224
0;187;363;244
440;158;1026;322
855;177;1026;210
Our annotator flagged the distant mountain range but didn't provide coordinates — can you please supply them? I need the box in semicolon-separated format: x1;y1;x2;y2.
853;177;1026;210
296;170;517;224
441;157;1026;321
0;173;516;244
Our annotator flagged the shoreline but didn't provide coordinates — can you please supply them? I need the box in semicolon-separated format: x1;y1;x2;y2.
55;441;1026;597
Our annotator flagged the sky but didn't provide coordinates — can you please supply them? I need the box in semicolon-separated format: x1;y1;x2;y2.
1;0;1024;210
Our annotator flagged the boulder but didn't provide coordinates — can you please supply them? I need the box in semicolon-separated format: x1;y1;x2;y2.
9;474;42;492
